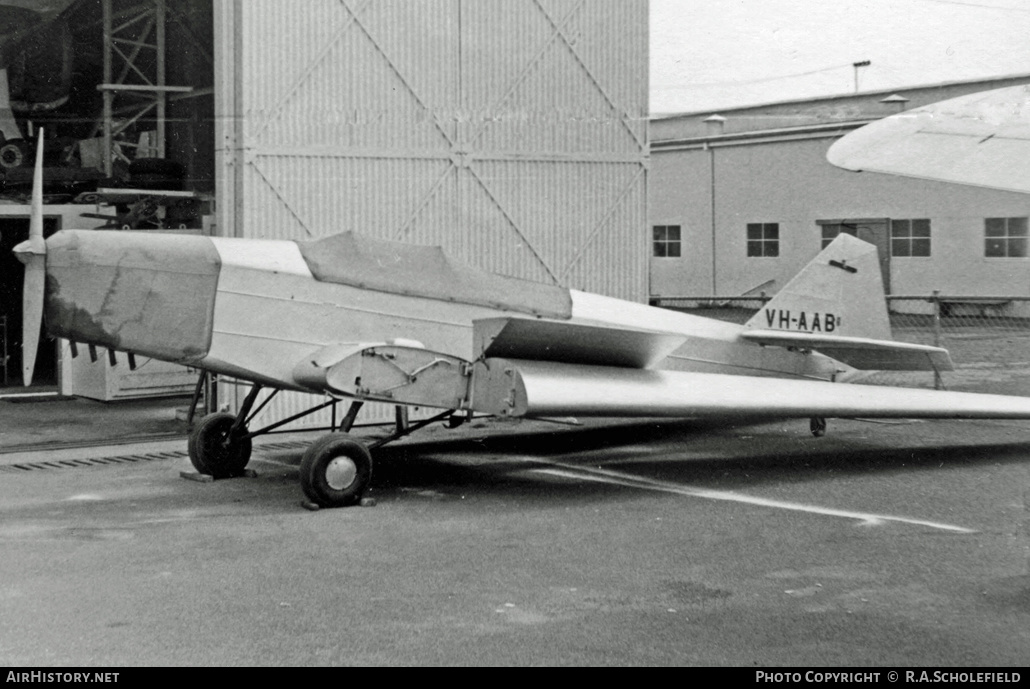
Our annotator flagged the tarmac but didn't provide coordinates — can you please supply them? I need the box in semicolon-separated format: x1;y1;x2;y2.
0;391;192;454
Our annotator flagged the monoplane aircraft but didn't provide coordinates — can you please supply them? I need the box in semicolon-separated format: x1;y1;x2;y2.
15;130;1030;507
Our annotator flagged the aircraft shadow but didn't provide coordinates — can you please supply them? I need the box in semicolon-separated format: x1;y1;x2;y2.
358;417;1030;495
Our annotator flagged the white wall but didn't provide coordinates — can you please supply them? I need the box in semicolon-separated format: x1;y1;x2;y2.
651;136;1030;298
214;0;650;426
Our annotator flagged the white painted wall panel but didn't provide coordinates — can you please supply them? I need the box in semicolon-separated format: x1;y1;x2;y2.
651;136;1030;298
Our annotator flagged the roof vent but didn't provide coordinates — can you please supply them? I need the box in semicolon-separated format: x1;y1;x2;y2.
880;94;910;111
703;114;726;135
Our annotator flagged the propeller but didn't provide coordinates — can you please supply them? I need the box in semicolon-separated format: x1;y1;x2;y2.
12;130;46;386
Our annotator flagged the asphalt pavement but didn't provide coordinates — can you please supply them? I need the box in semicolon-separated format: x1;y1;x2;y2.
0;372;1028;666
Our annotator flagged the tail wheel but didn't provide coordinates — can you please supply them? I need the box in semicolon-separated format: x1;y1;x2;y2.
188;412;252;478
810;416;827;437
300;435;373;508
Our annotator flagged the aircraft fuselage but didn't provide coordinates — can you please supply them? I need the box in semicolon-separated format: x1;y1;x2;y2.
43;230;839;398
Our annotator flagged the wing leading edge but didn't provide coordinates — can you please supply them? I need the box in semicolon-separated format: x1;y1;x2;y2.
470;359;1030;420
827;84;1030;194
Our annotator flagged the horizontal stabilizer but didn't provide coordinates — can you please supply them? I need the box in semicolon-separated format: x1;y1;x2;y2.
471;359;1030;420
740;330;954;372
474;317;686;369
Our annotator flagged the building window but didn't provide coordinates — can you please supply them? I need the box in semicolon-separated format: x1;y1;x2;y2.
821;224;842;249
891;219;931;257
985;217;1028;258
747;223;779;257
653;225;681;257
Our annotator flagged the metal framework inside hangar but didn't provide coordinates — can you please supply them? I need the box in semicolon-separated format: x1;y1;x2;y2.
649;74;1030;307
0;0;213;397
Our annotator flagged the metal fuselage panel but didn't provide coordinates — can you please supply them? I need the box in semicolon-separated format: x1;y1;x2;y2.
197;238;506;390
44;231;221;364
569;291;838;380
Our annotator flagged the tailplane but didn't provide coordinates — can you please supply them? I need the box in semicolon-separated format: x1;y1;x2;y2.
742;234;952;372
744;233;890;340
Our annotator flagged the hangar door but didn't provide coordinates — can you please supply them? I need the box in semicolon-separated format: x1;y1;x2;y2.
217;0;647;297
214;0;649;425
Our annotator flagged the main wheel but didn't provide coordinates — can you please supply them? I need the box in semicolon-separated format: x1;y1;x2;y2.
188;412;252;478
810;416;827;437
300;435;373;508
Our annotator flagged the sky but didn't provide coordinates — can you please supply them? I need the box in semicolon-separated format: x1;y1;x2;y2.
651;0;1030;115
4;0;1027;117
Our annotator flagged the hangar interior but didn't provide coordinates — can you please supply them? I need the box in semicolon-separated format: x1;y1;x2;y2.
0;0;214;396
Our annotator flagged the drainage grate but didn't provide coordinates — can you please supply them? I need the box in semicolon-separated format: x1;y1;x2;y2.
0;449;188;473
0;440;310;474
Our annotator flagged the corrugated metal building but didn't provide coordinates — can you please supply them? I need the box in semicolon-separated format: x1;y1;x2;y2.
650;74;1030;304
212;0;649;422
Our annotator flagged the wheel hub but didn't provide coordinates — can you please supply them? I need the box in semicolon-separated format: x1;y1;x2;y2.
325;456;358;490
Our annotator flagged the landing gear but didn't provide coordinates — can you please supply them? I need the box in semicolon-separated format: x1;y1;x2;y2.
187;383;264;479
183;379;458;508
187;412;253;478
299;435;373;508
810;416;827;437
298;405;456;507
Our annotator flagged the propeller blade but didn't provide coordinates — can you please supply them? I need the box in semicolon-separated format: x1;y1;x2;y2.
13;130;46;386
21;255;45;386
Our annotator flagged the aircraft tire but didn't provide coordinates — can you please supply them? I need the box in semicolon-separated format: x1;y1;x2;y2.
188;412;252;478
300;435;372;508
0;139;28;169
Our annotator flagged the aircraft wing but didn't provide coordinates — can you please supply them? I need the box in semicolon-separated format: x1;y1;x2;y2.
470;360;1030;420
740;329;954;372
827;84;1030;194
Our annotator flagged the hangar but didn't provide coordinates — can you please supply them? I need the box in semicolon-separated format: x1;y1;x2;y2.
649;73;1030;308
0;0;649;428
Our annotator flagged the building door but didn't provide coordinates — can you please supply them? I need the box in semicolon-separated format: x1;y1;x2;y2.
0;217;60;389
817;218;891;294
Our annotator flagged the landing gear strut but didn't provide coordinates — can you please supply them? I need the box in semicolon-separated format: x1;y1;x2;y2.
187;382;458;508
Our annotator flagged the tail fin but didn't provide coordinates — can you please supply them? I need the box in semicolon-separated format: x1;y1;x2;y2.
745;234;891;340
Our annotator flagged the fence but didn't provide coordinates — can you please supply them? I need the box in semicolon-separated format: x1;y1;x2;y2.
651;294;1030;390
